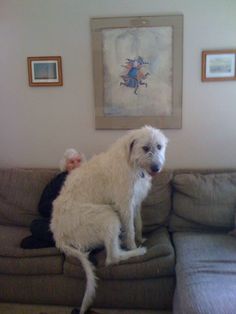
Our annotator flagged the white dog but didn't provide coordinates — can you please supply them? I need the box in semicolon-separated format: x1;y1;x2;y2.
50;125;168;314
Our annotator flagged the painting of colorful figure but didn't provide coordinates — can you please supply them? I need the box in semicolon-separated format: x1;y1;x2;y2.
120;56;150;94
102;26;173;117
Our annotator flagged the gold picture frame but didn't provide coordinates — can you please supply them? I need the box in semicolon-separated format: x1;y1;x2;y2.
202;50;236;82
27;56;63;86
91;15;183;129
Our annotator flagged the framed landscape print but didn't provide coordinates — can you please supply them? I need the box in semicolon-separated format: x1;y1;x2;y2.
202;50;236;82
27;56;63;86
91;15;183;129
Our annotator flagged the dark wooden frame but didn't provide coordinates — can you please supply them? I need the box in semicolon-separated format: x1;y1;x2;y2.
27;56;63;86
202;50;236;82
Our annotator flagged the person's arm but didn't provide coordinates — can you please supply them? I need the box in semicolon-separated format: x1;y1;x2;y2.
38;172;68;218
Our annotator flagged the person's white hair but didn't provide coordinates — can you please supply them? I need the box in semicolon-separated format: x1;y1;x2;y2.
59;148;86;171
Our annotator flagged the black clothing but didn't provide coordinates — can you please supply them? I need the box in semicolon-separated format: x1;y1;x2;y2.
30;218;54;243
20;235;54;249
20;172;68;249
38;171;68;218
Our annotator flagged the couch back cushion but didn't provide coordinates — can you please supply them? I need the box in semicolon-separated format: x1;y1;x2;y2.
0;168;172;230
170;172;236;232
142;171;173;232
0;168;57;226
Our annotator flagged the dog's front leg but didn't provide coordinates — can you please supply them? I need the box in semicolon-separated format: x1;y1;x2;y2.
119;203;137;250
134;207;143;245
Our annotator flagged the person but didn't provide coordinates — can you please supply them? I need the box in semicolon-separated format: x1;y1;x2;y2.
21;149;85;249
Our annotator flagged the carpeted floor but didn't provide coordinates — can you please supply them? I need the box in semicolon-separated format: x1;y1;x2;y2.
0;303;171;314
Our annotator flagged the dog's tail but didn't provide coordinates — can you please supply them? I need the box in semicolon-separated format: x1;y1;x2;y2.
61;244;97;314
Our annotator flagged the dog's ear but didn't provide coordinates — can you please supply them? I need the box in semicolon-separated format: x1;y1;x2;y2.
129;139;136;153
124;130;137;163
127;138;136;163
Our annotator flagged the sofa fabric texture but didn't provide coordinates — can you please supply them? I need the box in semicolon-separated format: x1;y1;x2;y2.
170;172;236;232
142;172;173;232
173;232;236;314
64;228;174;280
0;224;62;275
0;274;175;309
0;168;57;227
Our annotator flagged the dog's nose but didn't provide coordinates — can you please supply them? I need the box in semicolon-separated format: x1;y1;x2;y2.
150;164;160;173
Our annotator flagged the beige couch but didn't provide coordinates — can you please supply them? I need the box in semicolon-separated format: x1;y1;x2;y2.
1;168;236;314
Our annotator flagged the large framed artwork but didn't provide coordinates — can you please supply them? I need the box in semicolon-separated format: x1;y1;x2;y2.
91;15;183;129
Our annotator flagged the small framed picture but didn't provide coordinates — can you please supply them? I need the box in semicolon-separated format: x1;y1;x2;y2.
202;50;236;82
27;56;63;86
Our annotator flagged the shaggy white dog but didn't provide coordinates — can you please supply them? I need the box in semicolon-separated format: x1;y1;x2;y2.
50;125;168;314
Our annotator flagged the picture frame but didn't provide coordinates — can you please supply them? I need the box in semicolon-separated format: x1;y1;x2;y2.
202;50;236;82
27;56;63;86
91;15;183;129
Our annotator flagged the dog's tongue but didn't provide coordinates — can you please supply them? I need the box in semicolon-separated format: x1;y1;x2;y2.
150;170;161;177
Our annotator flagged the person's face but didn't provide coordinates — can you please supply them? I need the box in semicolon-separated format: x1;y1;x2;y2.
65;156;81;172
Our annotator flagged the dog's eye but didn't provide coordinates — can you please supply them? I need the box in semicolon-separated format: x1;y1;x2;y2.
142;146;150;153
157;144;162;150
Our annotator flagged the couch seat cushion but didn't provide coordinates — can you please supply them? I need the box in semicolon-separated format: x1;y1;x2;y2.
0;225;63;275
64;227;175;280
173;232;236;314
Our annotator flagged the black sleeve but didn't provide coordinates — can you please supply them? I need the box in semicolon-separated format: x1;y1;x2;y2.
38;171;68;218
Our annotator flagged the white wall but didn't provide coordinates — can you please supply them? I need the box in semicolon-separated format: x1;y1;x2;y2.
1;0;236;169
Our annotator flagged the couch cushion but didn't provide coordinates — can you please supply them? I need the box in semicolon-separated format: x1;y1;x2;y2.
0;274;175;310
173;232;236;314
170;172;236;232
142;171;173;232
0;168;172;230
229;209;236;236
0;168;58;227
0;225;63;275
64;227;175;280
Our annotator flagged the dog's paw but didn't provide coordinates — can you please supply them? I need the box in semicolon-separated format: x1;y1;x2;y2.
137;246;147;255
141;237;147;244
105;257;119;266
126;241;137;250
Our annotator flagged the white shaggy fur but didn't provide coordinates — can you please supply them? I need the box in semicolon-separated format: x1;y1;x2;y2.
50;126;168;314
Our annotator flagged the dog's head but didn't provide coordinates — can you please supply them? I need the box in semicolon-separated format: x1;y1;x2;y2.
127;126;168;176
